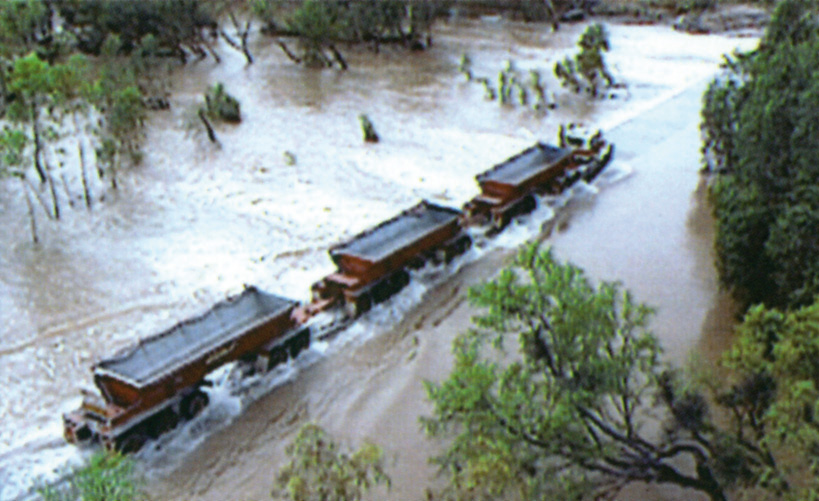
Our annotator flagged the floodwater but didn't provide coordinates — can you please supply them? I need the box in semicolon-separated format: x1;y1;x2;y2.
0;17;756;500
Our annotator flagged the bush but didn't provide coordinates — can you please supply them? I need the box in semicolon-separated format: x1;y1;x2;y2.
38;452;143;501
273;423;390;501
205;82;241;123
555;23;613;97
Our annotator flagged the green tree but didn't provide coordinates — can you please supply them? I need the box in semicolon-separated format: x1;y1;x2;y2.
0;0;50;58
0;126;39;242
723;299;819;498
273;423;390;501
4;52;87;220
423;245;780;501
269;0;448;69
56;0;218;62
38;451;143;501
555;23;614;98
703;0;819;308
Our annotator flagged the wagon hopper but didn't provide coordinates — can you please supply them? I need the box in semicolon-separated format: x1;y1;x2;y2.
462;142;577;230
63;286;309;452
462;132;613;230
311;201;471;317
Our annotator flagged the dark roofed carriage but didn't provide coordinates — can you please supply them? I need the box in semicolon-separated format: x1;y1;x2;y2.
95;287;296;394
312;201;471;317
65;286;310;451
476;142;573;187
329;201;463;273
464;142;578;230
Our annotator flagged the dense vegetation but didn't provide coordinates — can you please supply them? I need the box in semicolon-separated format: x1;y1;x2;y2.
702;0;819;309
698;1;819;497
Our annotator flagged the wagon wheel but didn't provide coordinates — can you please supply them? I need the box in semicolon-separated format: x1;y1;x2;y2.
181;390;209;419
154;408;180;436
117;431;149;454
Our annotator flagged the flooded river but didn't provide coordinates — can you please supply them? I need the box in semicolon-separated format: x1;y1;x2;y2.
0;16;756;500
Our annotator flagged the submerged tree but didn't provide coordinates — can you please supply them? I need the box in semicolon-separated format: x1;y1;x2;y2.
555;23;614;97
423;245;781;501
56;0;219;63
359;114;379;143
273;423;390;501
265;0;448;69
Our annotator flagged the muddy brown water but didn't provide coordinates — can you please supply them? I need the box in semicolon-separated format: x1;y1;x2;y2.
0;16;755;500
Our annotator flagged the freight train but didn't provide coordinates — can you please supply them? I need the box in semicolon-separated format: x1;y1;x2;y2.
63;130;613;452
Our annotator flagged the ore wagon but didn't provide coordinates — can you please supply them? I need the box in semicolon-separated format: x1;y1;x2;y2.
63;286;309;452
310;201;471;317
462;142;577;230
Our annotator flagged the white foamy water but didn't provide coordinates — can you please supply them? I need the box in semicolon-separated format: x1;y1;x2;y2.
0;18;758;500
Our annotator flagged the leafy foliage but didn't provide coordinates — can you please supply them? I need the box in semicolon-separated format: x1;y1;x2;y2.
56;0;217;60
703;0;819;308
38;451;143;501
0;0;50;58
423;245;780;501
722;299;819;498
555;23;614;97
267;0;448;69
204;82;241;123
273;423;390;501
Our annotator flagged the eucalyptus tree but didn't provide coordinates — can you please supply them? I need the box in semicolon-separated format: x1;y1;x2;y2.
423;245;783;501
56;0;219;62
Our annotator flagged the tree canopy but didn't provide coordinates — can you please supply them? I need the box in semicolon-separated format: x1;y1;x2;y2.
423;245;780;501
722;298;819;499
702;0;819;308
273;423;390;501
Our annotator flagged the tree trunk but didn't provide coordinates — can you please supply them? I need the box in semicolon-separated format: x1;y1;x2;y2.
277;40;302;64
78;139;91;209
24;176;55;219
240;21;253;64
328;44;348;70
22;177;39;244
544;0;559;31
223;13;254;65
44;159;60;220
110;149;119;190
198;109;218;143
73;113;92;209
31;105;46;183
